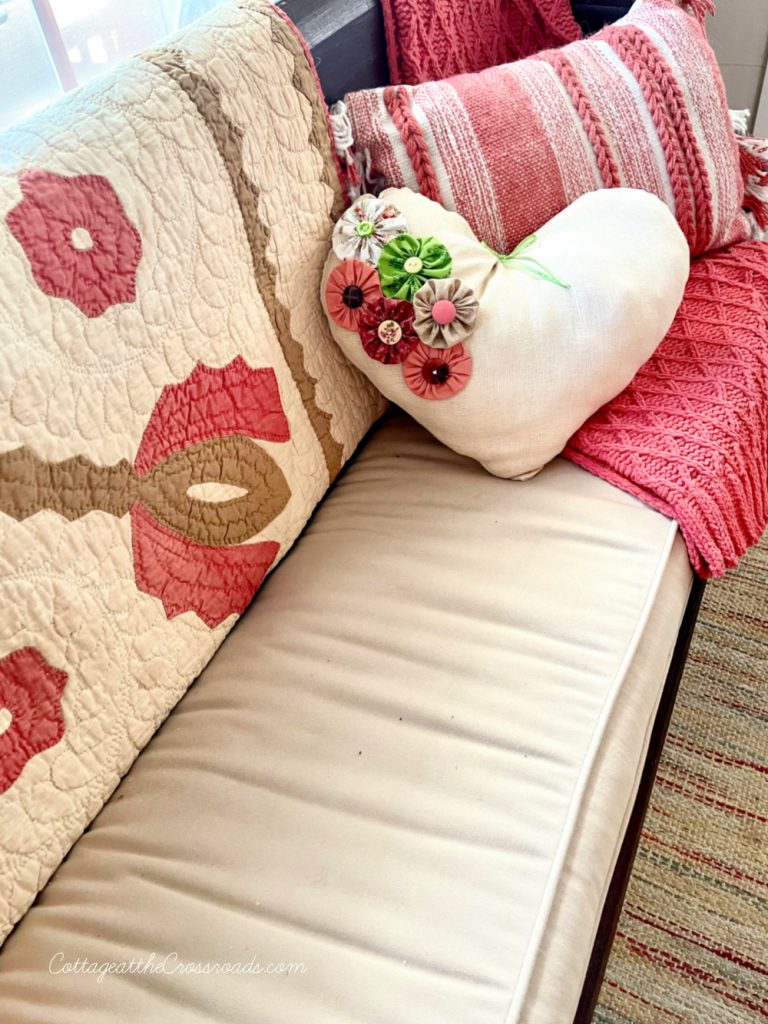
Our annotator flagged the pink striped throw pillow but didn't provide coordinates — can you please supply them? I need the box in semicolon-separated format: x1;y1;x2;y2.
344;0;750;257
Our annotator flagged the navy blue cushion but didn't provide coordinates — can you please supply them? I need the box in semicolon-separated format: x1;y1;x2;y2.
572;0;633;34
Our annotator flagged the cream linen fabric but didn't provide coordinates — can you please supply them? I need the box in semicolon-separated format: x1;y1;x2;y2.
322;187;689;479
0;415;692;1024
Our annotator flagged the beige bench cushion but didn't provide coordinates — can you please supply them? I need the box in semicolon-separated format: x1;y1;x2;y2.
0;415;692;1024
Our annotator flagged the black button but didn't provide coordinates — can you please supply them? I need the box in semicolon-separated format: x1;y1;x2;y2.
342;284;365;309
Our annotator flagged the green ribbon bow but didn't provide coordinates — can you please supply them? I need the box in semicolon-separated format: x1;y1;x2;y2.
482;234;570;289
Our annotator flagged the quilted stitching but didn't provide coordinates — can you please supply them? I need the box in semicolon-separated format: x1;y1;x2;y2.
0;0;386;944
6;170;142;318
0;649;67;795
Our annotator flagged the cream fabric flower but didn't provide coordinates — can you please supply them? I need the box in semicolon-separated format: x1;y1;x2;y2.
332;194;407;265
413;278;479;347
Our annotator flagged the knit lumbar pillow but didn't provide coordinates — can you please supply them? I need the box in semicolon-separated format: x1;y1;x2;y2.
321;187;689;479
343;0;749;259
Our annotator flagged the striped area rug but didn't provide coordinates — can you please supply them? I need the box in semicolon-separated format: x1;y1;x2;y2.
594;532;768;1023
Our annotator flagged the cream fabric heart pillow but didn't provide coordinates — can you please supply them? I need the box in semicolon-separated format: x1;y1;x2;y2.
321;187;689;479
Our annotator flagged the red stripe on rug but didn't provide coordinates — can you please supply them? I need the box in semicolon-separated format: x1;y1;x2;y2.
654;774;768;823
624;908;768;974
665;731;768;774
617;933;768;1016
642;831;768;889
603;979;687;1022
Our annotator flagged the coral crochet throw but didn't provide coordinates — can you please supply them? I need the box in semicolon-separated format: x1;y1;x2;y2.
564;242;768;578
380;0;582;85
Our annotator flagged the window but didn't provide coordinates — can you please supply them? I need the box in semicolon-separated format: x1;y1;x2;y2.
0;0;221;132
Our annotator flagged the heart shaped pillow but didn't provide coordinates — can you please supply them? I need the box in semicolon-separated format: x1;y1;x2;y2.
321;188;689;479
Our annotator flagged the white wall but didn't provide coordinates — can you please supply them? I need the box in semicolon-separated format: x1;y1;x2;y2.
706;0;768;126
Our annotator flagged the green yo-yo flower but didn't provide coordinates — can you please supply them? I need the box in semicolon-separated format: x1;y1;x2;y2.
377;234;452;301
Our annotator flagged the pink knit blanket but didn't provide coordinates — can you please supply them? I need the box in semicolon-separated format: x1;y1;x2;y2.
564;242;768;578
379;0;582;85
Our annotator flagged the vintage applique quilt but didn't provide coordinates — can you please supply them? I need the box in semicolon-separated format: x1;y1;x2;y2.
0;0;384;943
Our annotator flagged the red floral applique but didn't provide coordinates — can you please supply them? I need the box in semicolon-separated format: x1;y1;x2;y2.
131;358;291;627
133;358;290;475
0;647;68;794
131;504;280;629
6;169;142;318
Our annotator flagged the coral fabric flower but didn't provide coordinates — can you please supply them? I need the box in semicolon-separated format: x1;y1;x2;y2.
6;169;142;318
378;233;452;301
413;278;479;347
358;296;418;364
332;194;407;265
0;647;68;794
403;342;472;400
325;259;383;331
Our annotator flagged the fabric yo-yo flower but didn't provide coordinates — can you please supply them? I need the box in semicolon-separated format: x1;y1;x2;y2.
403;342;472;400
413;278;479;347
332;194;407;265
358;296;417;364
377;234;452;301
325;259;383;331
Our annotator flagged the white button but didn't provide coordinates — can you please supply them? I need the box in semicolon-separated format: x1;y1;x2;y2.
377;319;403;345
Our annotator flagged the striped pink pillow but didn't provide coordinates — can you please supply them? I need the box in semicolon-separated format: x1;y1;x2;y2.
344;0;750;257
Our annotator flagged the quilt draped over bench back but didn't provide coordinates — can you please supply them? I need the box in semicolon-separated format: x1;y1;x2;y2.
0;0;384;943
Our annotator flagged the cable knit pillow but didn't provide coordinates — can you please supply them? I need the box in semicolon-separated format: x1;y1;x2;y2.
321;187;689;479
344;0;750;257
